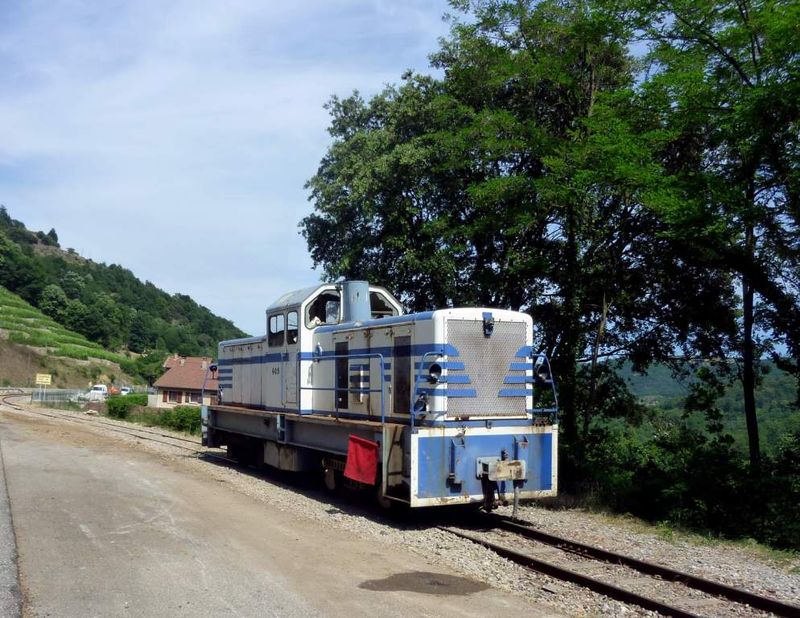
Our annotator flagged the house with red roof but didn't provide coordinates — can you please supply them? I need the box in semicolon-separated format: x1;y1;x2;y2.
150;355;218;408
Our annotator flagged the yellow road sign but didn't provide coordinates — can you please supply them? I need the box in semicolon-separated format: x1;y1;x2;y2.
35;373;52;386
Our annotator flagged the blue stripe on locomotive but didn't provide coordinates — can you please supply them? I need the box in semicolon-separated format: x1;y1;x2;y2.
416;431;552;499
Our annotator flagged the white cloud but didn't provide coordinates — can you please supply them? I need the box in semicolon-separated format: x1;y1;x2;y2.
0;0;450;335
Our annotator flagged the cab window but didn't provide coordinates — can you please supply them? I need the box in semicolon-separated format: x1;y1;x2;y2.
268;313;285;347
305;291;341;328
370;291;399;319
287;311;298;344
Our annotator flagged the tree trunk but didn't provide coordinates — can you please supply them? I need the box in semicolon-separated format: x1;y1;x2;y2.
559;333;579;445
556;324;580;494
742;222;760;474
584;293;609;443
560;200;581;454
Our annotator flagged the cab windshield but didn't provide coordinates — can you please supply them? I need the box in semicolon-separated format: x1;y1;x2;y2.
305;291;340;328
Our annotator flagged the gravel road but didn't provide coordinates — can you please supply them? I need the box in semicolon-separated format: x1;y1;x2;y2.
0;438;21;618
0;408;559;617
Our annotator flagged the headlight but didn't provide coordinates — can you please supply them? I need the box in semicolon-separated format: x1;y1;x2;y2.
483;313;494;337
428;363;442;384
535;361;552;386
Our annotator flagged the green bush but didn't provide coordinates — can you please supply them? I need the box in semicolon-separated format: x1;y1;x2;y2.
119;350;169;385
158;406;201;434
580;422;800;549
759;432;800;549
130;405;201;434
106;393;148;419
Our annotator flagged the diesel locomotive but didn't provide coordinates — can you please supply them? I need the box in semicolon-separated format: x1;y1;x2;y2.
203;281;558;509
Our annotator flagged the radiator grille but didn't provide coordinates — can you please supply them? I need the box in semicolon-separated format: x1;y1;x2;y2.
446;319;527;417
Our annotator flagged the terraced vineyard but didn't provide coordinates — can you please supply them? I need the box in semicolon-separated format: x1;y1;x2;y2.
0;285;126;364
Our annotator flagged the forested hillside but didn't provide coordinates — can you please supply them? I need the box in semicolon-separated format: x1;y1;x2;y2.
620;362;800;455
303;0;800;548
0;206;247;356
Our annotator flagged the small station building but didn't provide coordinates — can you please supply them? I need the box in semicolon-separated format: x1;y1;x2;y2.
149;355;218;408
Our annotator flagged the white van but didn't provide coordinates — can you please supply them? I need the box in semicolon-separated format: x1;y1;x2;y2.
86;384;108;402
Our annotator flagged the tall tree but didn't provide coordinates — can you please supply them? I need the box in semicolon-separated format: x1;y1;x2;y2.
303;0;738;472
627;0;800;472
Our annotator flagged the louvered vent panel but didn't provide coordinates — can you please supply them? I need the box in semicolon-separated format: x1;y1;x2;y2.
445;319;526;417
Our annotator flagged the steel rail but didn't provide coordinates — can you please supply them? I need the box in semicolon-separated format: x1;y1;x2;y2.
490;515;800;618
20;408;202;453
0;396;215;456
68;416;200;445
2;394;201;443
3;400;241;471
0;395;23;411
442;527;699;618
7;395;797;618
3;394;201;445
2;395;289;474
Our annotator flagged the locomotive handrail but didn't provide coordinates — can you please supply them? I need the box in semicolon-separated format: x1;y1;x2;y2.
298;352;388;424
299;351;390;500
410;350;444;430
529;352;559;417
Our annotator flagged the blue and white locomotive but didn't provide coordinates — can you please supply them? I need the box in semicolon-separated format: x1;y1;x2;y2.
204;281;558;508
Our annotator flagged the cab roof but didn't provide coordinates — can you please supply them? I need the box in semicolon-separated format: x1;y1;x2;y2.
265;282;403;314
266;284;326;312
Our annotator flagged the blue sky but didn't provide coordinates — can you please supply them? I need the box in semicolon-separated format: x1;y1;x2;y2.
0;0;451;335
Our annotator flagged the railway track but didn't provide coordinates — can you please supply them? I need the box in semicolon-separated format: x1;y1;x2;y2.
0;394;234;465
441;517;800;618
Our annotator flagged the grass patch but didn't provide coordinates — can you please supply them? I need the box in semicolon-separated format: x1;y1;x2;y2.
5;333;124;363
0;298;30;309
0;290;32;309
7;327;102;348
40;400;85;412
0;316;37;328
0;286;103;348
727;538;800;569
0;306;44;319
0;286;128;365
52;345;126;363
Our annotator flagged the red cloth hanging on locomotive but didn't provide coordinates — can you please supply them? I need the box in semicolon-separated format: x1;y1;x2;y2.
343;435;379;484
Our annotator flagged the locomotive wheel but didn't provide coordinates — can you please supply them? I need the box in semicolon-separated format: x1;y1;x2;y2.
375;487;392;510
323;467;338;492
228;438;261;468
228;441;244;463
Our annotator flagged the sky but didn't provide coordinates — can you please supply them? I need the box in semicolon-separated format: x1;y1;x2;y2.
0;0;451;335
